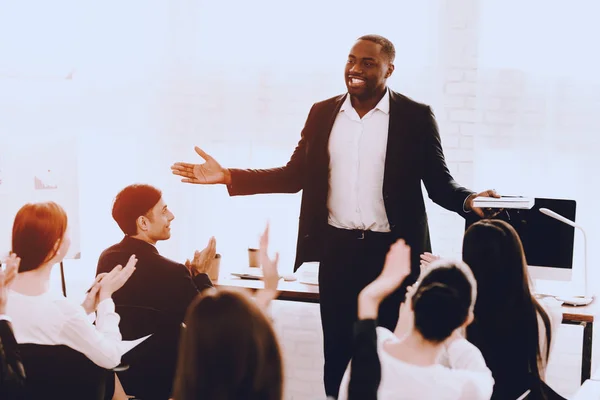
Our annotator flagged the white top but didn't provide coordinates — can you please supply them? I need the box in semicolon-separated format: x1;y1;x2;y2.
6;289;127;369
338;327;494;400
536;297;563;377
327;90;391;232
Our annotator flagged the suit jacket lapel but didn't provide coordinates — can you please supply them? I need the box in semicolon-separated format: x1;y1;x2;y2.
309;94;346;226
314;94;346;163
383;90;411;205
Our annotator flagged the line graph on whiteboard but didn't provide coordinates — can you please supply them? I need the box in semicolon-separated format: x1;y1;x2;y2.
0;137;81;259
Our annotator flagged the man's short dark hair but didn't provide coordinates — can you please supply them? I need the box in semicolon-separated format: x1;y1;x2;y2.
357;34;396;64
112;184;162;236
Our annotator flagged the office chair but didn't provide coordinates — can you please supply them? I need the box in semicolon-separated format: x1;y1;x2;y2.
18;343;116;400
115;304;185;400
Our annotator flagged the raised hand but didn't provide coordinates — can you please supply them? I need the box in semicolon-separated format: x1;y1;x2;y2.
186;237;217;276
420;252;441;270
0;254;20;314
171;146;231;185
98;255;138;301
259;223;280;292
358;240;411;319
255;222;280;310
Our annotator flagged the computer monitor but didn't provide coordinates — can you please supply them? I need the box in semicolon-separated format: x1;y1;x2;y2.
465;198;577;281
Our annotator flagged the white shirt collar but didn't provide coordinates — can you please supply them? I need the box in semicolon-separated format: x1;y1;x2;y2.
340;88;390;115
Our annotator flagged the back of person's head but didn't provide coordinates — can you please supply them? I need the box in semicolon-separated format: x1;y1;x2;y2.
411;260;476;343
12;202;69;272
462;219;552;399
112;184;162;236
463;219;532;308
173;289;283;400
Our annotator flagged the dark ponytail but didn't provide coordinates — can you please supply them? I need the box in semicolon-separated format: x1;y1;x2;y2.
412;262;475;343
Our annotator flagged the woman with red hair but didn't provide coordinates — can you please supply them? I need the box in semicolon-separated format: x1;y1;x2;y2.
6;201;138;369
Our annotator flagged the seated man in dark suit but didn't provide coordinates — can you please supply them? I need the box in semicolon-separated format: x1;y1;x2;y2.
97;184;216;399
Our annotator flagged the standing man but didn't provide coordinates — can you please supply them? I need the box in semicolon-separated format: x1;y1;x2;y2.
171;34;497;398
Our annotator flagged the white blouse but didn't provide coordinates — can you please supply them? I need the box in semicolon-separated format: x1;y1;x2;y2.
537;297;563;377
7;289;130;369
338;327;494;400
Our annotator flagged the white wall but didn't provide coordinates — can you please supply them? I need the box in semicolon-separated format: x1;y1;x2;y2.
1;0;596;398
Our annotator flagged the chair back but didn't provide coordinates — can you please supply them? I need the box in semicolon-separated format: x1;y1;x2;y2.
115;304;184;400
19;343;112;400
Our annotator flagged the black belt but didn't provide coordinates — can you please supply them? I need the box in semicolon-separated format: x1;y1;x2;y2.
326;224;392;240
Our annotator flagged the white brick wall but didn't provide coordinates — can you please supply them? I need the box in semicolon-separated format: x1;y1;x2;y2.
276;1;594;398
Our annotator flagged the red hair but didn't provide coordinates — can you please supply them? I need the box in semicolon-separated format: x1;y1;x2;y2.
12;202;68;272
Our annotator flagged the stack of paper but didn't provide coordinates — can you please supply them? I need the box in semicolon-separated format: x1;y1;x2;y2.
296;262;319;285
472;196;534;210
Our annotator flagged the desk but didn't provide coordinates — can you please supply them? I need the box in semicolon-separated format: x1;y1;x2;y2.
562;302;598;383
572;379;600;399
215;278;595;383
215;277;319;303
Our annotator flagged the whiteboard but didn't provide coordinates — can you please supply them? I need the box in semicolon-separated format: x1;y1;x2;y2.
0;135;81;259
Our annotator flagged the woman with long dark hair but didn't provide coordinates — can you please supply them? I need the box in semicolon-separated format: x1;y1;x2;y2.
422;219;561;399
462;220;561;399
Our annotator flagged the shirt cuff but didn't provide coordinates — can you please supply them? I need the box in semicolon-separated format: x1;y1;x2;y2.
97;298;116;314
0;314;12;322
463;193;477;213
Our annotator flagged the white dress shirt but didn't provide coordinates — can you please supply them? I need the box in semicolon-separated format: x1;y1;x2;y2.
338;327;494;400
328;89;391;232
7;289;127;369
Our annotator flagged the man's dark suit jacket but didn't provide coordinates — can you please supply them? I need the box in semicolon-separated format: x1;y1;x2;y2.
97;236;213;324
227;90;473;275
96;236;213;399
0;319;25;399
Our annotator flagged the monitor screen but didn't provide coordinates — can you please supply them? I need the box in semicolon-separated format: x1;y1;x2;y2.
464;198;576;269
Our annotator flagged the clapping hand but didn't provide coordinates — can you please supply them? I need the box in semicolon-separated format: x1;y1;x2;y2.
0;254;20;314
98;255;138;302
186;237;217;276
82;272;108;314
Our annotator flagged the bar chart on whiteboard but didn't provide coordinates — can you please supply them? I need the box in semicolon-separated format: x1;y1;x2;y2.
0;136;81;260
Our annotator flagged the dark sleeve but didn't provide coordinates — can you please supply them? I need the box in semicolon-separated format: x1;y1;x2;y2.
348;319;380;400
421;106;474;217
0;320;26;399
167;265;214;322
192;272;214;292
226;104;316;196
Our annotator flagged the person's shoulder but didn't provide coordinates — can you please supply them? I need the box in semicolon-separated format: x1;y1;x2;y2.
97;241;127;272
152;253;189;275
389;90;431;111
375;326;397;344
98;240;126;260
